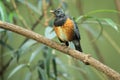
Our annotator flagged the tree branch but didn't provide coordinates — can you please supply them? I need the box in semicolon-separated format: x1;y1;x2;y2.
0;21;120;80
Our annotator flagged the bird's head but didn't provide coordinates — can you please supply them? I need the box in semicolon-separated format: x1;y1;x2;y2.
50;8;65;17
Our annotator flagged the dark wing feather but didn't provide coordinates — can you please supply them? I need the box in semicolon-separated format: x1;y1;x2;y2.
72;20;83;52
73;21;80;40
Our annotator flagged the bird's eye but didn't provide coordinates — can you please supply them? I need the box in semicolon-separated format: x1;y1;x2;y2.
57;10;60;13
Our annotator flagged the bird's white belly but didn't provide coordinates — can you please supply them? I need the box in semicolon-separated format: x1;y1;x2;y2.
54;27;67;41
59;28;67;41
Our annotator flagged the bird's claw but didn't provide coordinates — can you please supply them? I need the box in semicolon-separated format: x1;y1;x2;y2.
60;43;66;46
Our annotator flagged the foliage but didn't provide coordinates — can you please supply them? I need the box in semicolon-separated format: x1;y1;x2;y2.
0;0;120;80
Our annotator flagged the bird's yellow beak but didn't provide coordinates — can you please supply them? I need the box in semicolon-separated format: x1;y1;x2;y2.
50;10;54;13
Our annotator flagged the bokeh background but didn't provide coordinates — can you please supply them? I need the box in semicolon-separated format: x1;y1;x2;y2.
0;0;120;80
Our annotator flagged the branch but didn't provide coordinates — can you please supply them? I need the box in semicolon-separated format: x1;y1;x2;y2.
115;0;120;20
0;21;120;80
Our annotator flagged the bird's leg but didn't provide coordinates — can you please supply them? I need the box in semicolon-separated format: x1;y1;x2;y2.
60;42;69;47
59;39;69;46
65;42;69;46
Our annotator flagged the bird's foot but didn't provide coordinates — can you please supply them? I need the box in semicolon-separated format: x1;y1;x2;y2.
60;43;66;46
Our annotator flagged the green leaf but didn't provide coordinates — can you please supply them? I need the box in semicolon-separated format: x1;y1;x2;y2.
0;1;6;21
18;0;41;15
62;1;68;9
81;16;104;40
7;64;27;79
38;0;42;12
55;58;67;72
38;67;48;80
24;72;32;80
8;12;15;23
6;0;10;2
43;47;53;77
16;39;37;61
20;39;37;54
0;6;4;20
52;58;57;79
103;18;119;31
95;18;104;40
29;46;44;63
75;15;84;22
86;9;120;16
0;40;13;50
6;31;13;43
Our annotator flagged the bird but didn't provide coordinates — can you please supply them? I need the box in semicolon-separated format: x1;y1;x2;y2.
50;8;83;52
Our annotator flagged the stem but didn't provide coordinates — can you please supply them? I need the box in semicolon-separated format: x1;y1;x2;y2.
0;21;120;80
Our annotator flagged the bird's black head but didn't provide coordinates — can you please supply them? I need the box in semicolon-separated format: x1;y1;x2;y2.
50;8;65;18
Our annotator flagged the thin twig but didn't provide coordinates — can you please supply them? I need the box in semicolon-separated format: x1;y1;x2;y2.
11;0;29;29
115;0;120;20
32;14;44;30
0;21;120;80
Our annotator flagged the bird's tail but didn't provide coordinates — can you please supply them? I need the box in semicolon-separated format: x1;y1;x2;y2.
73;40;83;52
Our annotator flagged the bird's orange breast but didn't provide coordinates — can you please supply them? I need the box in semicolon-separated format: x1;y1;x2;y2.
54;18;74;41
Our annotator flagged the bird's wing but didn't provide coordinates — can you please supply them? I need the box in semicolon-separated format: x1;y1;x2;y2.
73;21;81;40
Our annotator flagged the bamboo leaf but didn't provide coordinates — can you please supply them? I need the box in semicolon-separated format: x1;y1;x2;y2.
0;1;7;21
95;18;104;40
38;67;48;80
8;12;15;23
20;39;37;54
103;18;119;31
24;72;32;80
0;40;13;50
81;16;104;40
86;9;120;16
76;16;84;22
18;0;41;14
29;46;44;63
7;64;27;79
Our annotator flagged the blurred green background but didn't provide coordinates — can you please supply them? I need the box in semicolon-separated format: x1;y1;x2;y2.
0;0;120;80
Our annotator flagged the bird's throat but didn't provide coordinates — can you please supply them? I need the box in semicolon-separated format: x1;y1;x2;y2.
54;16;67;26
